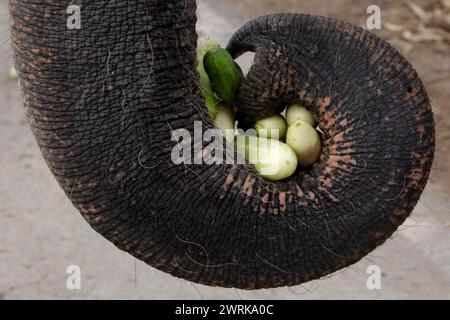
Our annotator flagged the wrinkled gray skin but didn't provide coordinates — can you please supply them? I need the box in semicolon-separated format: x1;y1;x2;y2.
9;0;435;289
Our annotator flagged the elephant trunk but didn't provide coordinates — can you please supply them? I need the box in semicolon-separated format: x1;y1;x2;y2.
10;0;203;227
10;2;435;289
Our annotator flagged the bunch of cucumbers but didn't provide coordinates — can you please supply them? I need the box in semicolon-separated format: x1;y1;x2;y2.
197;37;322;181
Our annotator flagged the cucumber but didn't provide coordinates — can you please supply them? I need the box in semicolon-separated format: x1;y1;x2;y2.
235;135;297;181
215;104;235;142
286;103;317;127
286;120;322;167
197;37;221;119
255;115;287;140
204;48;242;104
9;67;17;80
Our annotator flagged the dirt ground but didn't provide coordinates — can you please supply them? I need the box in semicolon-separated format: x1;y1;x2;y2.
0;0;449;299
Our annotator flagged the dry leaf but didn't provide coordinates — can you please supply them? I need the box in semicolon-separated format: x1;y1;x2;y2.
384;21;407;32
403;29;444;42
406;2;429;20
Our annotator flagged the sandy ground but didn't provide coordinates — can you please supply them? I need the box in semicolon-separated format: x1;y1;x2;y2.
0;1;449;299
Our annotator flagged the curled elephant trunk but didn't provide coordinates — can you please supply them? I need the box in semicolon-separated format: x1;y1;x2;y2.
10;0;434;289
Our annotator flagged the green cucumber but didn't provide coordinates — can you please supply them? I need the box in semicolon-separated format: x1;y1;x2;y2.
197;37;221;119
204;48;242;104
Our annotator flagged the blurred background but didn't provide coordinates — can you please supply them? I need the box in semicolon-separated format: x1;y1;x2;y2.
0;0;449;299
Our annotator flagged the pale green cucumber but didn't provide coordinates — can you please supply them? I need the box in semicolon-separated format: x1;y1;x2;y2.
215;104;235;142
235;135;297;181
255;115;287;140
286;103;317;127
286;120;322;167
